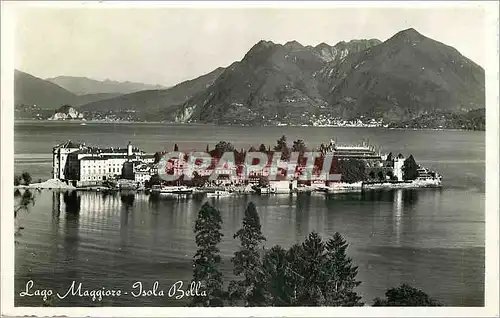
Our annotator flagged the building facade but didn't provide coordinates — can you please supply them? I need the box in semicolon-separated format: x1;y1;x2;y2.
52;140;155;186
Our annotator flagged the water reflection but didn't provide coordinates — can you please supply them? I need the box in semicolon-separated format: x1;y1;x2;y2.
63;191;79;213
394;190;403;245
120;192;135;244
401;189;419;206
47;188;438;253
295;193;310;238
360;190;396;202
60;191;81;282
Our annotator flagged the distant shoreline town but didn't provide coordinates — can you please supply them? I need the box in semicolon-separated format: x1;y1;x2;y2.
15;104;485;131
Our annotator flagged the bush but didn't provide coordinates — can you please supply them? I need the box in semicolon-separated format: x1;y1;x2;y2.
21;172;32;185
14;175;22;186
373;283;443;306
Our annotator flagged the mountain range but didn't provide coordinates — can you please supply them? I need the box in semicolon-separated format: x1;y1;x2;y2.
316;28;484;121
14;70;122;109
175;38;383;124
46;76;166;95
78;67;225;114
175;28;484;124
15;28;485;126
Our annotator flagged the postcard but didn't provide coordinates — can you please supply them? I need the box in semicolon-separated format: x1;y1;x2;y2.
1;1;498;317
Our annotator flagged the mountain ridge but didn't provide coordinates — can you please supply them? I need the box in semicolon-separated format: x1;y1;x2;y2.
14;70;126;109
46;75;167;95
174;38;382;124
174;28;484;124
78;67;225;113
319;28;485;120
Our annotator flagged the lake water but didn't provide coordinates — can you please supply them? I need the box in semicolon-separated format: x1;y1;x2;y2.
14;121;485;306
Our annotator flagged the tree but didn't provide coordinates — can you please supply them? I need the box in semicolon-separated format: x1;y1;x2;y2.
14;175;22;186
402;155;418;180
174;143;179;151
192;203;224;306
292;139;307;153
260;232;363;307
323;232;363;306
261;245;298;306
215;141;235;153
229;202;267;306
259;144;267;152
21;172;32;185
377;170;385;181
295;232;327;305
386;170;395;180
274;135;290;161
373;283;443;306
274;135;287;152
334;159;367;183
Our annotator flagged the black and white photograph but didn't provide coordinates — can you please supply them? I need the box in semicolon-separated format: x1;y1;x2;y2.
1;1;498;316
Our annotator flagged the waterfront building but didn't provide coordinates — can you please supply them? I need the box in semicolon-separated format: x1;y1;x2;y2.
52;140;155;186
133;163;156;185
323;140;383;160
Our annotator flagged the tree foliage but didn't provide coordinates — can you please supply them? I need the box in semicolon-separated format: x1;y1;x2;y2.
274;135;290;160
229;202;267;306
14;175;22;186
189;202;441;307
373;283;443;306
377;170;385;181
21;172;32;185
323;233;363;306
215;141;235;153
333;159;368;183
402;155;418;180
192;203;224;306
292;139;307;153
260;232;363;306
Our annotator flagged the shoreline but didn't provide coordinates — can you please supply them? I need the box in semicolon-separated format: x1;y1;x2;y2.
13;119;484;132
15;180;442;194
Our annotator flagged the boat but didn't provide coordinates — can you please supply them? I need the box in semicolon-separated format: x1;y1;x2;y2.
151;185;194;195
206;190;233;198
80;123;87;126
361;178;442;190
255;186;275;194
314;182;363;194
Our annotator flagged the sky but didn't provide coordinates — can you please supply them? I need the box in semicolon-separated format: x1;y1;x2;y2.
13;3;489;87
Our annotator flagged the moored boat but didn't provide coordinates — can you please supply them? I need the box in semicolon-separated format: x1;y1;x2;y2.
151;185;194;195
206;190;233;198
314;182;363;194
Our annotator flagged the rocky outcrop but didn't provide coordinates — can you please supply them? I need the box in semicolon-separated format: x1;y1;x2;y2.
49;105;84;120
